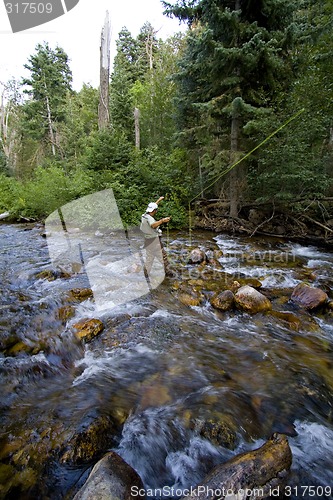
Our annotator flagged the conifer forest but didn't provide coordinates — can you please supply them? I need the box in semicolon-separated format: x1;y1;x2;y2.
1;0;332;235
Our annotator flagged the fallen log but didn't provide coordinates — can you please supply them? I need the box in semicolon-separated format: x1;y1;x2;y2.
182;433;292;500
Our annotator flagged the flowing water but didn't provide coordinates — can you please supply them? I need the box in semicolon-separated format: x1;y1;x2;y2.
0;223;333;499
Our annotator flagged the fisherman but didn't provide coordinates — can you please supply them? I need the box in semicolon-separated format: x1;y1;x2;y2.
140;196;173;278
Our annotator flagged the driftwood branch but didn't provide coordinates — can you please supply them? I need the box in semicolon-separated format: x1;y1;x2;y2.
250;205;276;237
300;214;333;233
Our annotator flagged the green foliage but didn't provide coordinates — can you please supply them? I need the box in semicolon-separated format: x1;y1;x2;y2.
2;5;333;229
0;173;20;213
85;129;132;172
165;0;300;209
0;166;94;219
101;146;191;227
21;42;73;158
131;34;184;150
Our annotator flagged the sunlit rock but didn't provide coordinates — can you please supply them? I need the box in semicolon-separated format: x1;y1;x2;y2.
68;288;94;302
73;318;104;342
234;285;272;314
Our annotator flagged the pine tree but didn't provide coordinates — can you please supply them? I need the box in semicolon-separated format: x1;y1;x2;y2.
110;28;138;139
164;0;299;214
22;42;72;157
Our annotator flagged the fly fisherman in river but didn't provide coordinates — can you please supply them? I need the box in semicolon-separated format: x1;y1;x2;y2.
140;196;174;278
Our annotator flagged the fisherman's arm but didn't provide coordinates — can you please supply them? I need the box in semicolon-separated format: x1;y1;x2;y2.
151;216;171;229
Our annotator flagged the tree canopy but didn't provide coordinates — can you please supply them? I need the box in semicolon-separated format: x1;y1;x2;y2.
0;6;332;229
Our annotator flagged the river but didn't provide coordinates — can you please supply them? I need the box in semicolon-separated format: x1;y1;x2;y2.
0;223;333;499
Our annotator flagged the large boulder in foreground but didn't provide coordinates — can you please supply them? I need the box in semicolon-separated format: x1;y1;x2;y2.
73;451;144;500
234;285;272;314
182;433;292;500
291;283;328;310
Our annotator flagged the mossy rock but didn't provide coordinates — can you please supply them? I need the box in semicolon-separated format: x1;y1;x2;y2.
57;305;76;322
194;418;238;449
68;288;94;302
35;269;57;281
210;290;235;312
73;318;104;342
60;415;116;465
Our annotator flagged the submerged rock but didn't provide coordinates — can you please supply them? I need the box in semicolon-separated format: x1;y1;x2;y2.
234;285;272;314
68;288;94;302
57;305;76;322
60;416;116;465
195;418;238;449
182;433;292;500
176;282;205;307
291;283;328;310
73;451;144;500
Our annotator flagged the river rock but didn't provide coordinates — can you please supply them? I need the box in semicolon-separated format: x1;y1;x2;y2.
57;305;76;322
188;248;206;264
234;285;272;314
68;288;94;302
195;418;238;449
182;433;292;500
73;451;144;500
291;283;328;310
73;318;104;342
176;282;205;307
60;416;116;465
210;290;235;312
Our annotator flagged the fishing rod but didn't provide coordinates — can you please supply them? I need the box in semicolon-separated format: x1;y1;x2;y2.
188;107;306;243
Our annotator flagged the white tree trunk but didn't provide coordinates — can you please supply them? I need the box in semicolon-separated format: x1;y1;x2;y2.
229;98;241;218
45;89;56;156
98;11;111;130
134;107;140;149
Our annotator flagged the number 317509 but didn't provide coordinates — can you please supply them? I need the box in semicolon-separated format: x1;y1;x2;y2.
5;3;53;14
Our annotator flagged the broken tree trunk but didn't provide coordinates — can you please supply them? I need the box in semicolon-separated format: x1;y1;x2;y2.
134;107;140;150
229;97;241;218
98;11;111;130
182;433;292;500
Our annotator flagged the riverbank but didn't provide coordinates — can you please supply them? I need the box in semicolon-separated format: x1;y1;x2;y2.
193;199;333;248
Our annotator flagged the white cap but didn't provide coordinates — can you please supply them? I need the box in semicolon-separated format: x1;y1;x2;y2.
146;202;158;213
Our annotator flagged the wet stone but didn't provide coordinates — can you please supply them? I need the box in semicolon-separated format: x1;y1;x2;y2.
234;285;272;314
210;290;235;312
291;283;328;311
73;318;104;342
68;288;94;302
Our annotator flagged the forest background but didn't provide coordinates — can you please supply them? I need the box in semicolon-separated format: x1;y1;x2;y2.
0;0;332;230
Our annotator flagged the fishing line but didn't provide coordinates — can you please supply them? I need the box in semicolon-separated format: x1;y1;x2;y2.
188;107;305;243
